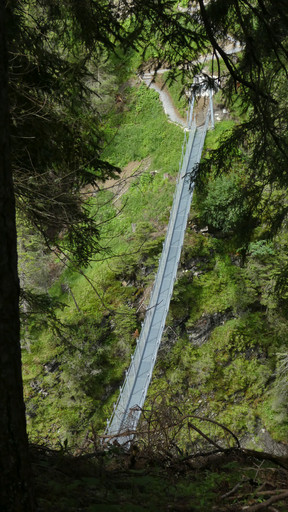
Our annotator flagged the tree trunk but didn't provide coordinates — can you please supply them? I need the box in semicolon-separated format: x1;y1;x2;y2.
0;3;34;510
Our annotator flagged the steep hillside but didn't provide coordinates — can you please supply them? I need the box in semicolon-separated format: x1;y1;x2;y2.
20;70;288;456
20;80;184;446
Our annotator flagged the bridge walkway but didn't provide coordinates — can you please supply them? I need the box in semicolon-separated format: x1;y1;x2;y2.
105;100;212;444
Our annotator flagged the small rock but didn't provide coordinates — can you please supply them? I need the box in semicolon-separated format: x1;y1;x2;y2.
44;359;60;373
188;309;235;346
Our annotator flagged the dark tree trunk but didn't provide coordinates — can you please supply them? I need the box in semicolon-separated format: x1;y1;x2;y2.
0;3;34;511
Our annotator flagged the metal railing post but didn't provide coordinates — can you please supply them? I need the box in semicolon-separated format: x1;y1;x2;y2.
209;88;214;130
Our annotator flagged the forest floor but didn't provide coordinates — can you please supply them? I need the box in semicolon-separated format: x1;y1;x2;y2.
32;443;288;512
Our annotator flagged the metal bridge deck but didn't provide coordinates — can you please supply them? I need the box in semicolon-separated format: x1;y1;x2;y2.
105;105;211;444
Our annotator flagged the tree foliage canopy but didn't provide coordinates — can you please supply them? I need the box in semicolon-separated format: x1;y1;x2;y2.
7;0;126;266
9;0;288;263
118;0;288;239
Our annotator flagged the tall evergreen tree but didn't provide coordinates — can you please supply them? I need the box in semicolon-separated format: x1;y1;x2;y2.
195;0;288;238
8;0;124;266
124;0;288;237
0;1;123;509
0;3;35;510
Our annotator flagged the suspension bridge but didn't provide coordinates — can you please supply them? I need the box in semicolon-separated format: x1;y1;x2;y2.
104;91;214;445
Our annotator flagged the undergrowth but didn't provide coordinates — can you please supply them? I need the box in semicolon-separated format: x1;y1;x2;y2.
31;442;288;512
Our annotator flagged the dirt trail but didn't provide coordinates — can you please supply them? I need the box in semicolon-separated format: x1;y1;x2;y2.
141;73;188;128
140;72;213;128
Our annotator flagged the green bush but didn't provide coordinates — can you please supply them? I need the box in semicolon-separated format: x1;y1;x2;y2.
200;173;250;233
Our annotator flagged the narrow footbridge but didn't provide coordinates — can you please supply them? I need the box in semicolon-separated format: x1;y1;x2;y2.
105;96;213;444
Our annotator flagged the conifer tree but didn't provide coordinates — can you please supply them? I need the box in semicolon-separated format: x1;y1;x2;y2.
0;1;123;509
8;0;124;266
0;3;35;510
124;0;288;236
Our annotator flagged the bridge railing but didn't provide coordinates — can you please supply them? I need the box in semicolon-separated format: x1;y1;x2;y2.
104;97;212;440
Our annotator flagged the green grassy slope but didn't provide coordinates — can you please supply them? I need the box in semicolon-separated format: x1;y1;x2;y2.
21;73;288;454
22;81;184;446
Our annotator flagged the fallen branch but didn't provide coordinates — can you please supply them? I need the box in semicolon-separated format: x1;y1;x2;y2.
242;490;288;511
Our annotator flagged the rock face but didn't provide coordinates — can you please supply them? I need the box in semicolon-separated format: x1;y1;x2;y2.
242;418;288;457
187;309;235;346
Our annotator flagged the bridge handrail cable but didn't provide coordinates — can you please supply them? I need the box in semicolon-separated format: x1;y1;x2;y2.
105;96;211;440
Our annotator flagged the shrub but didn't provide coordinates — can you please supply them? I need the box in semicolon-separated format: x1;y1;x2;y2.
200;174;250;234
